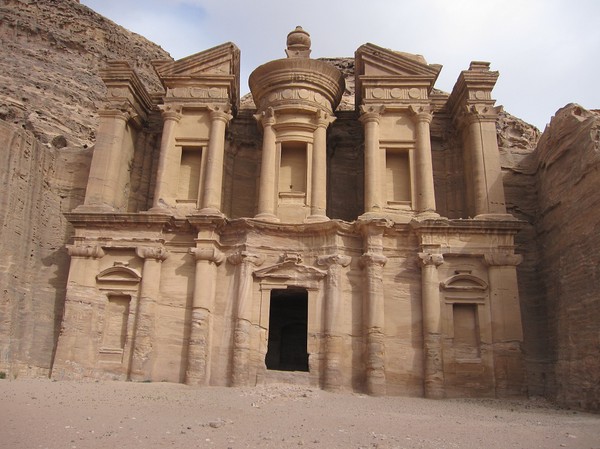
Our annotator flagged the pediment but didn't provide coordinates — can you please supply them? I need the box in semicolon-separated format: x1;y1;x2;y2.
153;42;240;80
440;274;488;292
96;266;141;284
253;260;327;282
355;43;441;79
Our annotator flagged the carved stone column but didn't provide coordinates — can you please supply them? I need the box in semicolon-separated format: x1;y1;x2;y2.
317;254;351;391
360;252;388;395
228;251;265;386
359;105;385;213
130;246;168;381
255;108;279;221
185;247;225;385
200;106;233;214
410;106;437;213
418;252;445;398
83;110;130;210
464;107;507;216
307;111;335;222
484;252;525;397
152;106;182;209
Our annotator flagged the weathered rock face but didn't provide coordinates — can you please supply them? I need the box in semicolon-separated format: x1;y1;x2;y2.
534;104;600;411
0;0;171;377
0;0;168;148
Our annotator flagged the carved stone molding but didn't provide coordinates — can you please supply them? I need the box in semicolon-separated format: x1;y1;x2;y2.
359;252;388;268
418;252;444;267
189;247;225;265
166;86;228;100
484;253;523;267
317;254;352;268
227;251;265;267
67;244;105;259
98;108;132;123
136;246;169;262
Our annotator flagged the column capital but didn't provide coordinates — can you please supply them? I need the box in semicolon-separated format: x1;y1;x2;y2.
418;252;444;267
136;246;169;262
408;105;433;124
359;104;385;124
254;106;276;127
67;244;105;259
456;104;498;128
189;247;225;265
315;109;336;128
317;254;352;268
158;104;183;122
98;108;132;123
484;252;522;267
227;250;265;267
360;252;387;268
208;104;233;123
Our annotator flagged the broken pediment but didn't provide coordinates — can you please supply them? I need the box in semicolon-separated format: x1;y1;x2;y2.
355;43;442;107
153;42;240;110
356;43;441;79
253;259;327;285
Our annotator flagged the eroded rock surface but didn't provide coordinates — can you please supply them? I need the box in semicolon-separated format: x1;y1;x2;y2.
0;0;170;377
534;104;600;411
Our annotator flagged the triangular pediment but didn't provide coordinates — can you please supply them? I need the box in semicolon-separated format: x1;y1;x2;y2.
153;42;240;79
355;43;441;79
253;260;327;282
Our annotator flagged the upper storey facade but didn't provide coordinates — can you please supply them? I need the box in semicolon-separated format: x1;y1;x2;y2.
72;26;510;224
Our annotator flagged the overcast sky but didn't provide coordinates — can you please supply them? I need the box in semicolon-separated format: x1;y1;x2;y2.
80;0;599;130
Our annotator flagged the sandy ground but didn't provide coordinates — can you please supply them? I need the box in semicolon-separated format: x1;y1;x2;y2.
0;379;598;449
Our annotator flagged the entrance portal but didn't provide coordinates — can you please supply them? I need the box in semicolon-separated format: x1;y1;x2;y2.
265;289;309;371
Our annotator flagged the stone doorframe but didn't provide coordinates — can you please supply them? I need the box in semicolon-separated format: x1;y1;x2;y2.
253;253;327;385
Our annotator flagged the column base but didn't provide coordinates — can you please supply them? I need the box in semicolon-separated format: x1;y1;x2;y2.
196;207;225;218
254;212;280;222
304;214;329;223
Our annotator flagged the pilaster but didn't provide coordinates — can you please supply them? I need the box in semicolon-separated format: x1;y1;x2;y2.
359;245;388;396
186;246;225;385
130;245;168;381
317;254;351;391
81;109;131;211
484;251;525;397
228;250;265;386
418;251;445;398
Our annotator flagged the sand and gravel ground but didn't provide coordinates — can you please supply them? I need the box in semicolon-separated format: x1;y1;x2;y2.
1;379;598;449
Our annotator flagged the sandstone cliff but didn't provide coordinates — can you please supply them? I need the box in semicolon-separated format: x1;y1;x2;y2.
534;104;600;411
0;0;171;377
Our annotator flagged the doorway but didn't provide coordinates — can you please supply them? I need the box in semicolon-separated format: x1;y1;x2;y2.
265;289;309;371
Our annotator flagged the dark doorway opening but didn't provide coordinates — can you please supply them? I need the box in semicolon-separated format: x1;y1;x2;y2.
265;289;309;372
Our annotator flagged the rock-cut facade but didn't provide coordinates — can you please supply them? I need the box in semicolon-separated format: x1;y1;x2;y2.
52;27;526;398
